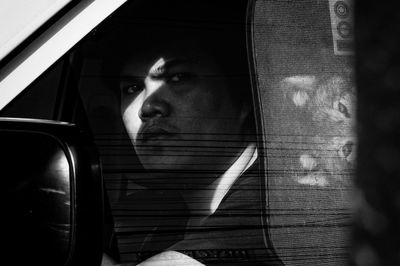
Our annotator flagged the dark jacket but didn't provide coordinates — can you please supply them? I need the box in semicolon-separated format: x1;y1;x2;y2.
114;160;283;265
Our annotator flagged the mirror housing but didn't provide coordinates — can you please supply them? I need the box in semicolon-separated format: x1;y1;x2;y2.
1;118;103;266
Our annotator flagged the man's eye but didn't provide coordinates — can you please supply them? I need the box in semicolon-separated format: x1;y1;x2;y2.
168;73;193;83
122;84;143;95
169;73;184;82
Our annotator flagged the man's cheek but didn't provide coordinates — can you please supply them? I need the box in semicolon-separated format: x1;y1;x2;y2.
121;98;143;144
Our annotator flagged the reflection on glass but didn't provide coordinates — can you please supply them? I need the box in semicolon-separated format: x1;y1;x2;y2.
2;131;71;265
254;0;355;265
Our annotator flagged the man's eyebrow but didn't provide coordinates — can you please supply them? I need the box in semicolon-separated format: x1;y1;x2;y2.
148;58;195;78
119;75;146;81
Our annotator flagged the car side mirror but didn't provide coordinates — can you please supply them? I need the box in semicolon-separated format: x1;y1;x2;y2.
1;118;103;266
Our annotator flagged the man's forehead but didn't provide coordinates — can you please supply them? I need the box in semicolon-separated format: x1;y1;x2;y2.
148;57;199;76
121;54;195;76
119;48;221;78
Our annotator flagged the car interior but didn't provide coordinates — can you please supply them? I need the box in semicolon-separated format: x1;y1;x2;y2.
1;0;398;265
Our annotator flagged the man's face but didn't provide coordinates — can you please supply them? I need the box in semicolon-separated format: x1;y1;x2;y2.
119;39;249;186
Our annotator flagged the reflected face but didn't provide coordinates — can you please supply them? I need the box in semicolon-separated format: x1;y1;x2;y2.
119;43;249;185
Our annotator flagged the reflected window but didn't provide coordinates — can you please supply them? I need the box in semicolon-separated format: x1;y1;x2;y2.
252;0;355;265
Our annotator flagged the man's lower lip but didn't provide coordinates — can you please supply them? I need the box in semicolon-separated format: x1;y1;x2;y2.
141;133;177;141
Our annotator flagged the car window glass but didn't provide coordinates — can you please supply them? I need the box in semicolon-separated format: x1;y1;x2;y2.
77;2;275;264
252;0;355;265
0;0;356;265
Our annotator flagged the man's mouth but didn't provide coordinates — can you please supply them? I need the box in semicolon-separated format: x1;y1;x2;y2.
137;125;177;142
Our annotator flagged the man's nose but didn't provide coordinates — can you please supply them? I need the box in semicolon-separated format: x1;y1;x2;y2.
139;84;171;121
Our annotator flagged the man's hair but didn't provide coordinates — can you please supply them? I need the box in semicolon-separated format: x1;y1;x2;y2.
99;0;253;108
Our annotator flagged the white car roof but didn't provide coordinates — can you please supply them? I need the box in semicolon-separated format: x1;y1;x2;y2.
0;0;126;110
0;0;72;61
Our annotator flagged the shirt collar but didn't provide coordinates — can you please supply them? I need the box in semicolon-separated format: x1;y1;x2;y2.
209;143;258;215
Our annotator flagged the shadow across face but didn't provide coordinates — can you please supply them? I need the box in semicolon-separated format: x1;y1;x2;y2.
120;38;251;188
101;0;253;188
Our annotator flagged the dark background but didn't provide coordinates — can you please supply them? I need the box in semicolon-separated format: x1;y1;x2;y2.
353;0;400;265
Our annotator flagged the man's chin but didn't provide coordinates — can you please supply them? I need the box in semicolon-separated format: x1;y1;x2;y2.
138;154;186;173
134;162;188;190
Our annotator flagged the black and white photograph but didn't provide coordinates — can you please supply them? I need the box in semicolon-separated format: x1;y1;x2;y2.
1;0;399;265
